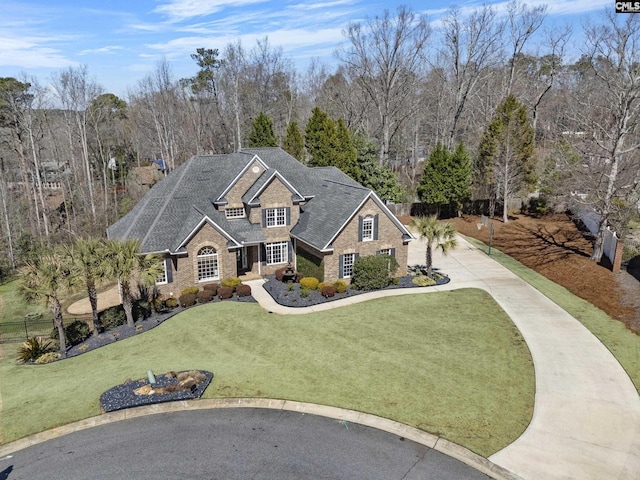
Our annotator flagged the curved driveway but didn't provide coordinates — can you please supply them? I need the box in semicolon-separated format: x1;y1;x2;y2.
248;234;640;479
2;408;491;480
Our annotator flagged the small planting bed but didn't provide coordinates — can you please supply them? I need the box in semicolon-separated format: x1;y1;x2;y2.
100;370;213;413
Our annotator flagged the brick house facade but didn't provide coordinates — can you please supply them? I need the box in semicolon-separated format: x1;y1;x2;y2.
107;148;413;295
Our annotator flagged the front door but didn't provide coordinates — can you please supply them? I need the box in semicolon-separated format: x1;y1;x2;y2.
236;247;248;274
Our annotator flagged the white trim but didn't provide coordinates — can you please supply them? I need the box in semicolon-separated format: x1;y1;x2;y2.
362;216;374;241
245;170;305;205
176;215;241;251
321;191;414;250
265;241;289;265
215;155;268;203
155;259;168;285
225;206;246;219
265;207;287;228
197;246;220;282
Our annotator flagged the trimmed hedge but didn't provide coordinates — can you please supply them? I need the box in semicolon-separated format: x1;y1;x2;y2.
218;286;233;299
165;297;178;309
203;283;219;294
197;290;215;303
179;293;197;307
299;277;319;290
333;279;348;293
321;284;336;297
236;284;252;297
275;268;286;282
221;277;241;291
351;254;399;291
180;286;200;296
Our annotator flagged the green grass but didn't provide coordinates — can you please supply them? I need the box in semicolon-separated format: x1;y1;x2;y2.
0;290;534;457
464;235;640;393
0;281;50;325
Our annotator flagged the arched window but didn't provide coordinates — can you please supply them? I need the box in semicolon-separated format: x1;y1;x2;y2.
197;246;219;281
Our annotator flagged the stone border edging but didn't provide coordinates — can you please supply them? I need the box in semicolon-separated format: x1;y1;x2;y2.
0;398;521;480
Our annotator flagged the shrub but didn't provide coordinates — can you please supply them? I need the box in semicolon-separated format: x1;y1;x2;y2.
218;286;233;299
236;284;252;297
203;283;219;294
321;284;336;298
299;277;319;290
333;279;348;294
351;254;399;290
18;337;56;363
197;290;215;303
179;293;197;307
275;268;286;282
180;286;200;296
317;282;330;292
165;297;178;309
133;300;151;321
35;352;61;364
99;305;127;331
412;275;436;287
300;287;310;298
221;276;242;291
50;319;90;347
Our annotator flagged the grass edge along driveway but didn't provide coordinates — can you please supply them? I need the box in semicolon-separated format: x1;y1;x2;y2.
464;235;640;394
0;289;533;458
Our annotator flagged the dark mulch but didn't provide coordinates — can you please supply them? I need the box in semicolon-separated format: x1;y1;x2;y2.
100;370;213;413
64;295;257;359
262;267;450;308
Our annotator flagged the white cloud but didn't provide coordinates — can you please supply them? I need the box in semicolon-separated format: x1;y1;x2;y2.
153;0;267;22
0;37;76;68
79;46;125;56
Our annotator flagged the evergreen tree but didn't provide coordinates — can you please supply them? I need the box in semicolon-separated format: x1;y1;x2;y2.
354;135;405;203
477;94;536;222
283;121;305;161
305;107;335;167
333;118;360;180
248;111;278;147
418;143;470;217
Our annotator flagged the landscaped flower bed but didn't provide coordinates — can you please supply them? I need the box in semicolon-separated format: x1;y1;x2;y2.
262;266;449;308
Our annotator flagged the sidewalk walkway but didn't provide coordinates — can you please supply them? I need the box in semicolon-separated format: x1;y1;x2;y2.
250;236;640;479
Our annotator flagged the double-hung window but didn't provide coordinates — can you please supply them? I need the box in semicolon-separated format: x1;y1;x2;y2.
265;241;288;265
342;253;355;278
156;260;168;285
266;207;287;227
362;216;374;241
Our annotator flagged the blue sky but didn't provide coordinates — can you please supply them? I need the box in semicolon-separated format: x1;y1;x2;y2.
1;0;610;97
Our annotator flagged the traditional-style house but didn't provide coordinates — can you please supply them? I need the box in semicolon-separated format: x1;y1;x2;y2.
107;148;413;294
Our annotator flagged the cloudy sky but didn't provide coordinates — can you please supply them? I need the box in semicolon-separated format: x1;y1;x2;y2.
1;0;611;97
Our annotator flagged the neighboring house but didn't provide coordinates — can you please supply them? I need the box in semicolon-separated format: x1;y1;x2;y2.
107;148;413;295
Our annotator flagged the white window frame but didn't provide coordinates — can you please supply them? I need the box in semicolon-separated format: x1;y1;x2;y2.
266;207;286;228
225;207;246;219
265;241;288;265
362;216;374;241
156;260;168;285
343;253;355;278
197;246;219;282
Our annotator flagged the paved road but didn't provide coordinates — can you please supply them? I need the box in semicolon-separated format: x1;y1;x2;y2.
0;408;490;480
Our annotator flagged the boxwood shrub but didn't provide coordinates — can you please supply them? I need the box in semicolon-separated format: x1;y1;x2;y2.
236;284;252;297
221;277;242;291
179;293;197;307
299;277;319;290
181;286;200;296
218;286;233;299
197;289;215;303
351;254;399;290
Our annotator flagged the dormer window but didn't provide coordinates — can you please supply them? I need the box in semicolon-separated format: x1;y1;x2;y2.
225;207;246;219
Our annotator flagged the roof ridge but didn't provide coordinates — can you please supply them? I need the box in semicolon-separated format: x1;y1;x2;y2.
320;178;369;190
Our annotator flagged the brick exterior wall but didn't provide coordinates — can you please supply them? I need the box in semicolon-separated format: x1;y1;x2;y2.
224;159;265;206
324;197;408;282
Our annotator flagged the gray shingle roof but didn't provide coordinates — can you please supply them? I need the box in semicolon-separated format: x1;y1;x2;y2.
107;148;409;254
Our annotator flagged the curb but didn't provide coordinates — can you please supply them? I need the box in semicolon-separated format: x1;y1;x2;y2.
0;398;521;480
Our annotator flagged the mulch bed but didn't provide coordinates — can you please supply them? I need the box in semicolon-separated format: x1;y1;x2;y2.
261;268;450;308
100;370;213;413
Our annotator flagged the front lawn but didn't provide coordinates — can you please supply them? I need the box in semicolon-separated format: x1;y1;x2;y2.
0;289;534;457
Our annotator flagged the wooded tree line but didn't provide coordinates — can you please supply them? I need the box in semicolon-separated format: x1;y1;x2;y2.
0;3;639;275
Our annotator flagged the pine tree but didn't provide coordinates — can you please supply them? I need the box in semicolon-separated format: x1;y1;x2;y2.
283;121;305;161
354;134;405;202
304;107;335;167
248;112;278;147
448;143;472;217
333;119;360;180
418;143;449;216
477;94;536;223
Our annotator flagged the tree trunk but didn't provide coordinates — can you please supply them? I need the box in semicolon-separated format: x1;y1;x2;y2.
426;243;433;278
121;281;135;327
87;279;100;336
51;298;66;355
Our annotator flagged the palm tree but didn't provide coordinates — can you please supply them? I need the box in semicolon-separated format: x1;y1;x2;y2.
103;239;164;328
64;238;107;337
410;215;458;277
19;247;79;355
